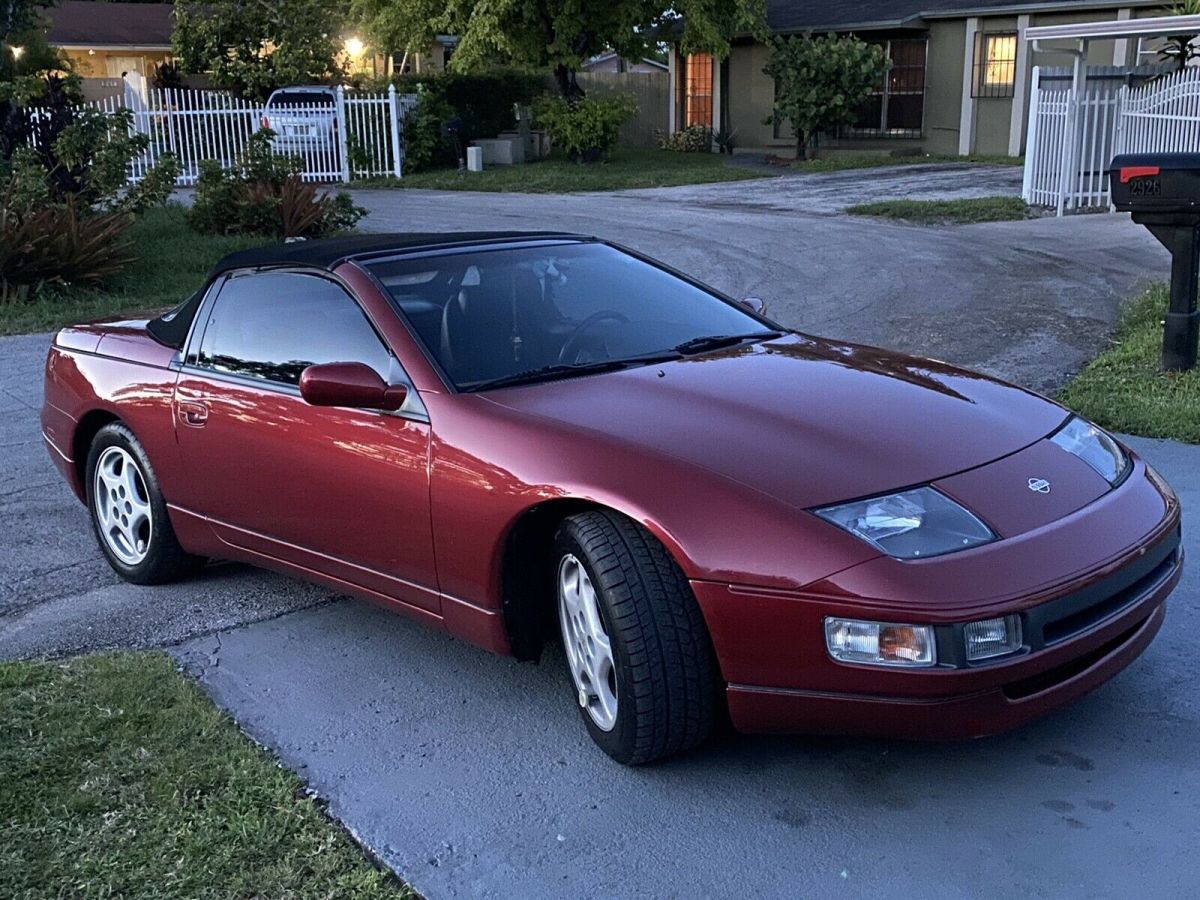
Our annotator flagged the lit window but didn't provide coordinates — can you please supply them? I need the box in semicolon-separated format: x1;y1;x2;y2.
974;33;1018;98
680;53;713;128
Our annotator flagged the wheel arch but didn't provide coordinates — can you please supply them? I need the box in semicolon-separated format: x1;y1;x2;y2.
73;409;122;503
499;496;695;662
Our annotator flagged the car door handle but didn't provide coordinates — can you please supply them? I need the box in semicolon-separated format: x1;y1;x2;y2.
178;400;209;427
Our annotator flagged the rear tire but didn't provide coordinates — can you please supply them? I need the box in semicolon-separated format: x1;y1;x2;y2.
553;511;718;765
85;422;204;585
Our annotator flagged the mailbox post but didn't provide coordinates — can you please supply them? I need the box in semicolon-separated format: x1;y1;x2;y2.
1110;153;1200;372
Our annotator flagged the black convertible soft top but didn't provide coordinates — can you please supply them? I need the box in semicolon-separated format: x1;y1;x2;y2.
147;231;590;349
211;231;588;275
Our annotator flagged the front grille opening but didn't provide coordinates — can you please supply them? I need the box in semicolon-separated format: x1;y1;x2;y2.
1003;618;1146;701
1042;551;1177;645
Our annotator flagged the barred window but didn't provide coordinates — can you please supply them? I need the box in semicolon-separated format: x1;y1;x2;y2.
974;33;1018;98
842;38;927;138
683;53;714;128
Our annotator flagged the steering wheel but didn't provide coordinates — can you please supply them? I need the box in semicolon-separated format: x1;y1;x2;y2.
558;310;630;364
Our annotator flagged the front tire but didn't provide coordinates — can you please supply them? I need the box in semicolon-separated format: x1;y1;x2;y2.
554;511;718;765
85;422;204;585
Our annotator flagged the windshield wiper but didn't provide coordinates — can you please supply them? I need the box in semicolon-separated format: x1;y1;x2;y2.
469;352;680;391
672;331;783;355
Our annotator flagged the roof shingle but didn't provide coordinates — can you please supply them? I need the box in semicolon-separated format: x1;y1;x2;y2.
44;1;174;48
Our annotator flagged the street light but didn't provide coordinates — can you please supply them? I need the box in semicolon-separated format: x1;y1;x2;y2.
9;45;24;60
344;37;365;58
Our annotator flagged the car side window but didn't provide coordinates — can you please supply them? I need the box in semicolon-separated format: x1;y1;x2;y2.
197;272;394;386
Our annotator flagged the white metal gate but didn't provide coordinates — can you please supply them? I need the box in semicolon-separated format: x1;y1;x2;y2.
1023;65;1200;214
33;81;418;185
1116;66;1200;161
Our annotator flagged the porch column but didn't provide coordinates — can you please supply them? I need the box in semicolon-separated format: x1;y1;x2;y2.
1008;14;1032;156
959;17;979;156
668;48;678;133
712;57;723;139
1113;8;1133;66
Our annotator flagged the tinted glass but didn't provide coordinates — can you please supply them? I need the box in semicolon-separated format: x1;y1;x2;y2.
198;272;393;385
367;242;772;389
267;91;336;107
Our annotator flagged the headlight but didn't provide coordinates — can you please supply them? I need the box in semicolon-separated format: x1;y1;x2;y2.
814;486;995;559
1050;416;1129;485
824;618;936;667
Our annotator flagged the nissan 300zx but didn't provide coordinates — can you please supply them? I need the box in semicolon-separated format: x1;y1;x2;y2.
41;233;1182;764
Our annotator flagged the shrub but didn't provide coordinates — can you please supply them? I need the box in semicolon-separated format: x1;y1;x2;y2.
533;93;636;161
189;130;365;238
382;69;546;172
152;60;185;91
2;75;180;214
0;190;134;304
401;86;457;172
765;33;889;159
656;124;712;153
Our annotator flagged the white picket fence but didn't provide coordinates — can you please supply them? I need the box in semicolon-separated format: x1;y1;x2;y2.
1023;66;1200;214
32;81;418;185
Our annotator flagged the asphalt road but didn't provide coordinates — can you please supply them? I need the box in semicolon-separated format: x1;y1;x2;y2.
0;333;335;657
169;433;1199;900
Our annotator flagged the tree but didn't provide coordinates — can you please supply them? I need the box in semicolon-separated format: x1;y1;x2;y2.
764;33;888;160
349;0;443;71
1160;0;1200;72
0;0;50;43
441;0;768;99
173;0;348;100
0;0;57;85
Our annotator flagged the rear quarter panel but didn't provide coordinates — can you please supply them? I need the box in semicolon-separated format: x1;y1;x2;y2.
43;329;180;506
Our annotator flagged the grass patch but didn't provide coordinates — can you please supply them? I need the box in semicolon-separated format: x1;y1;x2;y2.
791;153;1023;173
0;204;264;337
0;651;414;900
366;149;767;192
844;195;1032;224
1059;283;1200;443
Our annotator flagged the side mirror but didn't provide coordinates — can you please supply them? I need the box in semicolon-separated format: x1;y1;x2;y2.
740;297;767;316
299;362;408;411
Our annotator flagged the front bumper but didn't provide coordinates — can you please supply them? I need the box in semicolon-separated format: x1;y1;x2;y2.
693;458;1182;739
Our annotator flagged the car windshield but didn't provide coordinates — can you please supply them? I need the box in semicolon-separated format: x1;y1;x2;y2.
267;92;335;107
366;242;777;390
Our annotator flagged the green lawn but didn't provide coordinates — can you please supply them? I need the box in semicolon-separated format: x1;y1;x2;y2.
0;652;414;900
371;149;768;192
1059;283;1200;443
844;196;1032;224
0;204;264;336
791;153;1023;174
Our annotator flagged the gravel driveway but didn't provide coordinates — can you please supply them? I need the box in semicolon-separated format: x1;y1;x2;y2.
2;173;1195;898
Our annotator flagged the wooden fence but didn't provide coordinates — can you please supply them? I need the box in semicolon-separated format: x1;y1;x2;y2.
576;70;669;149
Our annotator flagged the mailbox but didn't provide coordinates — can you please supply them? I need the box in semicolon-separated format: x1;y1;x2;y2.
1110;153;1200;371
1111;153;1200;213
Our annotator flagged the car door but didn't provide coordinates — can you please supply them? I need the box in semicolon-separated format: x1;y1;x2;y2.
172;269;439;613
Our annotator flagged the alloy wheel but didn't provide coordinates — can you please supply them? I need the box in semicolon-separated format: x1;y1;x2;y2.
93;446;153;566
558;553;619;731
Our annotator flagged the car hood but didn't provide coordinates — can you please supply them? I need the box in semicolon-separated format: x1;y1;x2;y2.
483;334;1069;510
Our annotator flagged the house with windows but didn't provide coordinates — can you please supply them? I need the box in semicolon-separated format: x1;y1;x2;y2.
44;1;174;81
669;0;1180;157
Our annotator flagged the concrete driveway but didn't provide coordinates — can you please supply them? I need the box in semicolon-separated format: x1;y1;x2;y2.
169;452;1200;898
2;175;1195;898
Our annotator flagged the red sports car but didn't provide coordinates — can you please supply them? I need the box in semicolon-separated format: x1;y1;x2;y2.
42;233;1182;764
